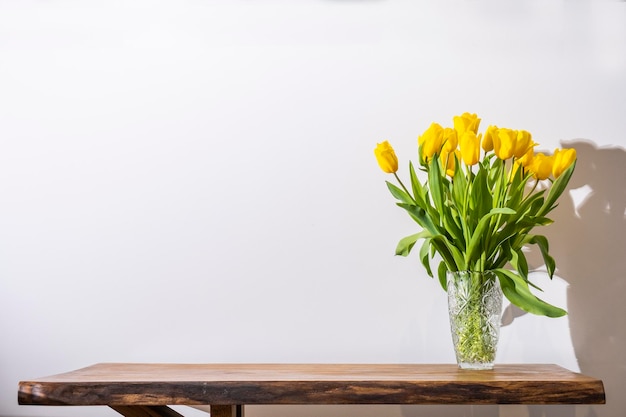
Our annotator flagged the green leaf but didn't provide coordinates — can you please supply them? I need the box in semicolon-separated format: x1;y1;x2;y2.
386;181;414;205
397;203;439;235
507;167;531;210
427;155;445;215
519;190;545;215
523;234;556;277
487;158;505;204
488;239;513;270
395;231;431;257
442;210;464;247
432;234;465;270
465;207;516;265
409;162;426;204
523;216;554;227
409;162;440;223
539;162;575;216
510;248;529;280
438;261;449;291
469;165;492;223
451;155;467;208
419;239;434;277
423;234;461;272
503;189;545;229
494;269;566;317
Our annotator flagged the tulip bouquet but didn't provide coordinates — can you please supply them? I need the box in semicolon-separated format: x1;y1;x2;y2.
374;113;576;318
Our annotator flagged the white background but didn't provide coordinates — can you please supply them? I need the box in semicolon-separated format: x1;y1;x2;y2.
1;1;625;417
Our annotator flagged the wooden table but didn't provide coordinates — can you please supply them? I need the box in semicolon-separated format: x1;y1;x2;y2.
18;363;605;417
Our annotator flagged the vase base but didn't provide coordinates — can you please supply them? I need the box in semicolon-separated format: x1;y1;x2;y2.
457;362;495;370
458;362;493;371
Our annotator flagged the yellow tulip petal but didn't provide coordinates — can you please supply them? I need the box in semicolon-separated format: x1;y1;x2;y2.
493;128;517;160
374;140;398;173
442;127;458;152
419;122;444;160
552;148;577;178
529;153;554;180
453;112;481;137
482;125;497;152
460;131;480;166
441;149;459;177
514;130;533;158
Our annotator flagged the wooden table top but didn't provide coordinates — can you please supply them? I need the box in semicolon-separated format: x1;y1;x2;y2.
18;363;606;406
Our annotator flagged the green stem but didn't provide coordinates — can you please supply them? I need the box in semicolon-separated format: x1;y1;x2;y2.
462;164;473;260
520;176;539;204
494;158;513;228
394;172;417;205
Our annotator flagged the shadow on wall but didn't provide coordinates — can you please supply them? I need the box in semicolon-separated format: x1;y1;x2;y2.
529;139;625;417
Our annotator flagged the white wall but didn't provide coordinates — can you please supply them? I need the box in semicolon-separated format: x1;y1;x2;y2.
1;1;625;416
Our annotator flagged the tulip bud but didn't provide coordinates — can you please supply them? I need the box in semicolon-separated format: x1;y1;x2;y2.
419;122;444;161
514;130;533;159
529;153;554;180
552;148;577;178
441;148;460;177
511;160;524;180
518;146;535;168
493;128;517;160
374;141;398;173
442;128;458;153
459;131;481;166
453;112;481;136
482;125;497;152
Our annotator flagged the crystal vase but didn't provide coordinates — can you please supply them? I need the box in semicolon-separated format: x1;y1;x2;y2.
447;270;503;370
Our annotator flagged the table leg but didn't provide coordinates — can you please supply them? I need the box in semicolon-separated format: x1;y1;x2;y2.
110;405;243;417
211;405;244;417
110;406;185;417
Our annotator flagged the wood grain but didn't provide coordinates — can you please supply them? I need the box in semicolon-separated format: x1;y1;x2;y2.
18;363;605;406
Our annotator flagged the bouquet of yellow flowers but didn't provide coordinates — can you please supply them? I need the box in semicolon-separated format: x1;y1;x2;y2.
374;113;576;318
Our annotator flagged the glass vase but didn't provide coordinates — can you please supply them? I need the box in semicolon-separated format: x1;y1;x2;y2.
447;270;503;370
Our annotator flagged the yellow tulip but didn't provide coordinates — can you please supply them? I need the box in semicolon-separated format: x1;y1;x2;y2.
441;148;460;177
552;148;577;178
453;112;481;136
529;152;554;180
518;146;535;168
493;128;517;160
419;122;444;161
482;125;497;152
374;140;398;173
459;131;481;166
514;130;534;158
442;127;458;152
